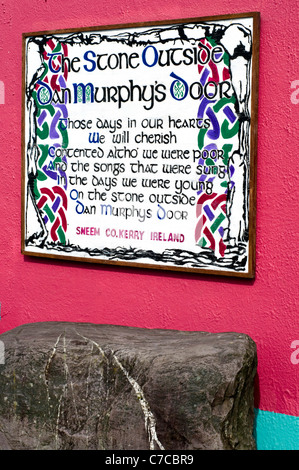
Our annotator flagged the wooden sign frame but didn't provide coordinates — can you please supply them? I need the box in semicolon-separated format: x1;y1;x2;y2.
22;12;260;278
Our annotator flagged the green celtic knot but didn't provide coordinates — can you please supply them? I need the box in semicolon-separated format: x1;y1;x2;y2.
173;80;185;99
39;87;50;104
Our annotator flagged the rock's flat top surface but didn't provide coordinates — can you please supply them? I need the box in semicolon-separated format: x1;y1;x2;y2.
0;322;257;450
2;321;253;358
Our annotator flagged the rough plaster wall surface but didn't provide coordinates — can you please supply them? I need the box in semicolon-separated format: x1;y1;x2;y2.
0;0;298;429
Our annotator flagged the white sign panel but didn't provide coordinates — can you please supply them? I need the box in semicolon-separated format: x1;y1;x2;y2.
22;13;259;277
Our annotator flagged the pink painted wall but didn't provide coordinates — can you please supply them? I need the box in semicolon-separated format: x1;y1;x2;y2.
0;0;298;421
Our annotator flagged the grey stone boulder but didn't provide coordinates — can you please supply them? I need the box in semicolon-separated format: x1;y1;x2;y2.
0;322;257;450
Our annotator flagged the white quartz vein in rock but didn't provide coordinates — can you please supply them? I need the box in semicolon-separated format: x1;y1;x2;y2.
76;331;164;450
62;335;79;424
44;334;62;385
111;349;164;450
44;333;80;449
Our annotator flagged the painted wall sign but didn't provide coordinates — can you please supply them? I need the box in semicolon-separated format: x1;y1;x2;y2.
22;13;260;277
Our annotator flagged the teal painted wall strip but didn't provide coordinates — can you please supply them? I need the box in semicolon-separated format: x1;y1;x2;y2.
254;408;299;450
